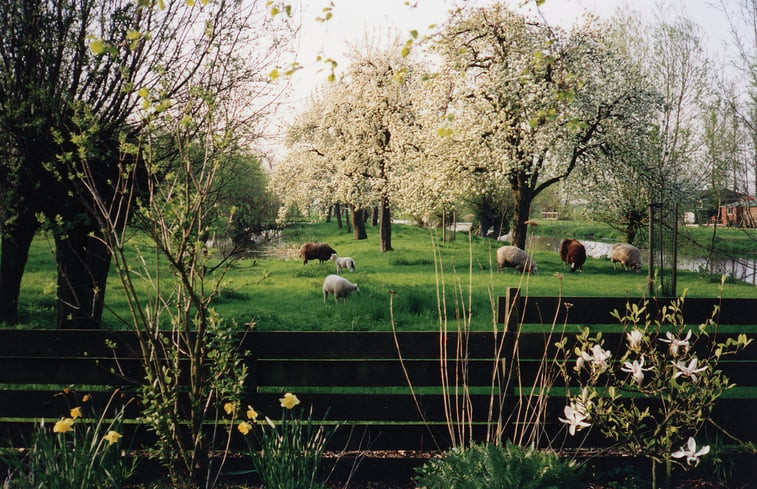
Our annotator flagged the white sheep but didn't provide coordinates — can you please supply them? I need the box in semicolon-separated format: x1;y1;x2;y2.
609;243;642;272
330;253;356;273
322;274;360;303
496;246;537;273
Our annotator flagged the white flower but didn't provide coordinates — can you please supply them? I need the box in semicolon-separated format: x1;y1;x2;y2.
574;355;585;373
660;330;692;356
589;344;612;372
558;403;591;436
620;356;652;384
672;357;708;383
671;437;710;466
626;329;643;350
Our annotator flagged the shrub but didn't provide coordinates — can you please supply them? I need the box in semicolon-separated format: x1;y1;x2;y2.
414;442;583;489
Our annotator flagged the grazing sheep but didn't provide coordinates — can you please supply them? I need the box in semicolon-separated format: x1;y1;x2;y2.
560;239;587;272
609;243;642;272
299;242;337;264
322;274;360;303
330;253;356;273
496;245;537;273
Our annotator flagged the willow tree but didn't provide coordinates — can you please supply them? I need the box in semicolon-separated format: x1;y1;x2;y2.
432;5;651;250
0;0;289;327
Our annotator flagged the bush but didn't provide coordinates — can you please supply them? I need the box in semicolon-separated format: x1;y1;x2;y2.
414;442;582;489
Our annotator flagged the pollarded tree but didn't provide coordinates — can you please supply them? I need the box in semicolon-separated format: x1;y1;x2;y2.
432;5;653;250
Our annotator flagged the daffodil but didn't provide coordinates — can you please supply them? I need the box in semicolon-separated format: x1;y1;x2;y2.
70;406;83;419
673;357;708;383
81;394;91;403
223;402;235;415
672;437;710;466
53;418;74;433
246;405;258;421
279;392;300;410
626;329;643;351
103;430;123;445
237;421;252;435
620;357;652;385
660;330;692;356
558;403;591;436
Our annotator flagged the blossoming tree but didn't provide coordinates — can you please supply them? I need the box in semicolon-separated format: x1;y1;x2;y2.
431;5;654;250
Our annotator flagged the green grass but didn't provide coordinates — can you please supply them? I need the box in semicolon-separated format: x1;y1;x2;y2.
533;218;757;257
7;222;757;332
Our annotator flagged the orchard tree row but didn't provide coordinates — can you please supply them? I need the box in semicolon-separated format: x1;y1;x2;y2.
270;2;757;250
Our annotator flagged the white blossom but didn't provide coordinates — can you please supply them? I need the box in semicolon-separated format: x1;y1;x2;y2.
558;403;591;436
626;329;644;351
672;357;708;383
672;437;710;466
620;356;652;384
660;330;692;356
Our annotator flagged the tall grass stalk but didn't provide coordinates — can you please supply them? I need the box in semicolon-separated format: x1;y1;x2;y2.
391;226;566;449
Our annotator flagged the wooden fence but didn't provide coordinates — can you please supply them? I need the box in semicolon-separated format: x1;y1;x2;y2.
1;289;756;483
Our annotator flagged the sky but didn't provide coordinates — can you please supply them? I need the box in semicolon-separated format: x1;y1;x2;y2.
264;0;748;162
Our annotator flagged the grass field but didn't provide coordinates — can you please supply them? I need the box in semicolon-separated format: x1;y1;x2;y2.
9;221;757;331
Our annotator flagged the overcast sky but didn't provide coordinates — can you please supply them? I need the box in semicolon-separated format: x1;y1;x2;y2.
263;0;747;161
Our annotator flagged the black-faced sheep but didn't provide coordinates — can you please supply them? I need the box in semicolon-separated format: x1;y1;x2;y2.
322;274;360;303
609;243;642;272
560;238;586;272
330;253;356;273
298;242;337;264
496;245;537;273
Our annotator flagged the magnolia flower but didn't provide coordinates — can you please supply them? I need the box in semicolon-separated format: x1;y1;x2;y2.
279;392;301;410
237;421;252;435
660;330;692;356
626;329;643;351
70;407;83;419
673;357;708;383
589;344;612;372
103;430;122;446
246;405;258;421
574;355;585;373
558;403;591;436
620;357;652;384
672;437;710;466
53;418;74;434
223;402;235;415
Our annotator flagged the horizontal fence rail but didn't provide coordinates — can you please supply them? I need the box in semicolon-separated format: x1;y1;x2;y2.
1;289;756;481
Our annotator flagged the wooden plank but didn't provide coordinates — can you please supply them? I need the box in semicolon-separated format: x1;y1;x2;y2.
498;292;757;326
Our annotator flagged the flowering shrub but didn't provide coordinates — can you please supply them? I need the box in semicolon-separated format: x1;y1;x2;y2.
232;393;337;489
3;390;135;489
558;292;751;488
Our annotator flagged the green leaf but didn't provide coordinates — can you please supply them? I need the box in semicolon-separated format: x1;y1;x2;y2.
89;39;104;55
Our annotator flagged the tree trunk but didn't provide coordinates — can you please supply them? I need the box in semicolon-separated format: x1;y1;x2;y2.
0;210;39;323
334;203;342;229
477;197;493;237
511;186;533;250
351;205;367;240
344;207;351;234
379;196;392;251
372;206;379;226
55;225;111;329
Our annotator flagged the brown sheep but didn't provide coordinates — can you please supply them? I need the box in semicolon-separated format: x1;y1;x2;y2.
298;242;337;264
560;239;586;272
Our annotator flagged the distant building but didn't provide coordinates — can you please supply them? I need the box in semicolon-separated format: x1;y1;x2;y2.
718;196;757;227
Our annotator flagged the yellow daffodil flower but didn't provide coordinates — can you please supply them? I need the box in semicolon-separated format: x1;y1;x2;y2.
70;407;83;419
81;394;91;403
279;392;300;410
237;421;252;435
104;430;123;446
223;402;235;415
53;418;74;433
246;405;258;421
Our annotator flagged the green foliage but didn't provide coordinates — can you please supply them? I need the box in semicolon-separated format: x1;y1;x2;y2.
3;391;136;489
414;442;583;489
235;395;336;489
